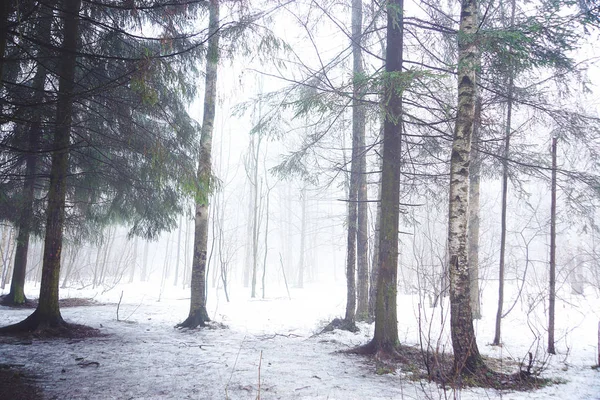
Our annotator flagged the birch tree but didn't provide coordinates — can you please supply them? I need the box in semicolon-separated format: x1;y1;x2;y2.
178;0;220;329
447;0;486;375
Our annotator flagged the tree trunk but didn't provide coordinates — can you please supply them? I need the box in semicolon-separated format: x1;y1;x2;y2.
361;0;404;355
548;136;557;354
141;239;149;282
447;0;486;375
298;184;307;289
4;0;82;331
354;0;369;322
129;237;137;283
468;96;482;320
98;226;116;286
178;0;219;328
174;215;182;286
368;191;381;321
60;244;79;289
243;179;253;288
493;0;516;346
1;226;14;289
250;135;262;297
262;185;271;299
344;84;359;325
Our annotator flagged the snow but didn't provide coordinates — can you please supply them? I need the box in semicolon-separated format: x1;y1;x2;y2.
1;281;599;399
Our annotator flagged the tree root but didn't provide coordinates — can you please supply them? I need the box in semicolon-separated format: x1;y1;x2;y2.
317;318;359;335
0;310;100;338
176;308;210;329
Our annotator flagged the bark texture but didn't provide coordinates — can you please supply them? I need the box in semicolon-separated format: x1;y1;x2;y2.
178;0;219;329
367;0;403;354
467;97;482;320
354;0;369;322
447;0;486;375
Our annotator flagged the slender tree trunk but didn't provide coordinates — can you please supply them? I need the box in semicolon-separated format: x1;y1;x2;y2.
243;179;253;288
99;226;116;286
353;0;369;322
298;184;307;289
178;0;219;328
93;242;102;288
60;245;79;289
368;15;386;321
129;237;137;283
141;239;149;282
447;0;486;375
250;136;263;297
1;226;14;289
468;96;482;320
344;112;359;324
5;0;82;331
158;232;171;301
174;216;182;286
548;136;557;354
493;0;516;346
262;186;271;299
183;217;191;287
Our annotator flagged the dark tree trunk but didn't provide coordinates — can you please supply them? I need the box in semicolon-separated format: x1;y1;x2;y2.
359;0;404;355
178;0;219;329
368;193;381;321
447;0;486;375
548;136;557;354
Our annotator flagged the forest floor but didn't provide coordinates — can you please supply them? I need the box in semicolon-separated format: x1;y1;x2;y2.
0;281;599;399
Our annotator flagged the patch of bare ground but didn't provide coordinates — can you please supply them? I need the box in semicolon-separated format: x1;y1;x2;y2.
0;296;104;309
0;364;43;400
0;322;105;340
346;343;554;391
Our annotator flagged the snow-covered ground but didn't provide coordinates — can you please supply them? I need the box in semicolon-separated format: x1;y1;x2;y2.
1;281;599;399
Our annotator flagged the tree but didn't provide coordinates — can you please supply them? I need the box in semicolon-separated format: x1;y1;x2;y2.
353;0;370;323
492;0;517;346
178;0;220;329
1;0;204;331
548;135;557;354
446;0;486;375
2;3;52;306
0;0;83;331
